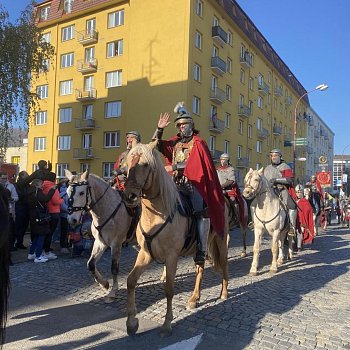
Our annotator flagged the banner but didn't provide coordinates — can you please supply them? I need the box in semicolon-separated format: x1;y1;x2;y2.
316;171;332;188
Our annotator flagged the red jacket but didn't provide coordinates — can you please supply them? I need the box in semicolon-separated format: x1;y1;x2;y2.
296;198;315;244
43;180;63;214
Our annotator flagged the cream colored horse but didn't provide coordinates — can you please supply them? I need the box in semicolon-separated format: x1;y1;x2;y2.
242;168;293;275
122;141;229;337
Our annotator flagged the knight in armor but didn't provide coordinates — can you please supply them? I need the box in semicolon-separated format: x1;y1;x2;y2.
248;149;297;237
152;102;225;265
112;131;141;190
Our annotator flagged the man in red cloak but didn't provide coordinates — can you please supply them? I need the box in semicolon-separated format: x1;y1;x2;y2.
295;185;315;250
152;102;224;265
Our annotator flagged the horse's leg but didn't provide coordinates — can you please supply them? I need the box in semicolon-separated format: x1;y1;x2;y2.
270;231;279;274
250;228;261;276
217;232;229;300
188;263;204;309
126;249;152;336
160;265;166;282
287;232;294;261
160;255;177;338
277;233;286;266
87;238;108;290
240;224;247;258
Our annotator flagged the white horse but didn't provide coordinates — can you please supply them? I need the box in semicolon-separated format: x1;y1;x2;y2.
242;168;293;275
65;170;134;301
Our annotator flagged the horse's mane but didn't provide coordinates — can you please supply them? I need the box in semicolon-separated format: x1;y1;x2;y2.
131;143;180;216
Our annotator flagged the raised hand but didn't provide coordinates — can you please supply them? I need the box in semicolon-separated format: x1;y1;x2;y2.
158;112;171;129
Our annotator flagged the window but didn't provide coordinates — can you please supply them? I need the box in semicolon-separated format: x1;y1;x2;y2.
57;136;71;150
61;52;74;68
62;25;75;41
249;77;254;91
257;96;263;109
195;31;202;49
11;156;20;164
58;107;72;123
106;70;122;88
212;45;219;57
59;80;73;95
227;30;233;46
247;149;252;162
258;73;264;86
209;135;215;152
238;119;243;134
240;69;245;84
81;163;90;173
226;85;231;101
85;47;95;62
224;112;230;128
32;164;39;172
237;145;242;159
64;0;74;13
82;134;92;149
34;137;46;151
108;10;124;28
41;32;51;43
248;100;253;113
193;96;200;115
211;75;218;90
37;85;48;99
107;39;123;58
213;16;219;27
35;111;47;125
86;18;95;34
247;124;252;138
103;162;114;178
210;105;217;119
56;163;68;179
194;63;201;82
104;131;120;148
105;101;122;118
195;0;203;16
84;75;94;91
224;140;230;154
239;94;244;107
257;118;263;130
256;140;262;153
40;5;50;21
40;59;50;73
226;57;232;73
83;105;93;119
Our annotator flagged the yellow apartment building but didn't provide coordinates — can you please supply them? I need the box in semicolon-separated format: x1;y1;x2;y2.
29;0;310;186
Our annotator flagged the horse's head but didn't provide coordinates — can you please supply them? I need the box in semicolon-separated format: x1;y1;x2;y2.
242;167;264;200
123;141;156;208
65;169;90;227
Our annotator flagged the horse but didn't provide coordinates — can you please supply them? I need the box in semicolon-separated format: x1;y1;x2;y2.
242;168;293;276
122;141;229;337
65;170;134;301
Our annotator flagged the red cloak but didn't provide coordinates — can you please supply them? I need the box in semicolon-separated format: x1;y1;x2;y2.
296;198;315;244
160;134;225;236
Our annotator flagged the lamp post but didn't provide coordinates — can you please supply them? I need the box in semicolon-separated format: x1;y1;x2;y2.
293;84;328;183
340;143;350;197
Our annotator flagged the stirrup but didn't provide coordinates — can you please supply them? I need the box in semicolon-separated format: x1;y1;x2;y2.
288;228;296;237
247;221;254;230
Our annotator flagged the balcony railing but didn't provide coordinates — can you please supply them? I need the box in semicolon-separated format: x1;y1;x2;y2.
75;118;95;130
209;87;226;104
209;116;225;134
236;157;249;168
73;148;94;160
75;88;97;101
78;29;98;45
258;82;270;95
210;149;223;161
285;96;292;105
77;59;98;73
211;25;227;46
240;52;253;68
257;127;270;140
272;126;282;135
274;86;283;97
210;56;226;75
238;105;251;118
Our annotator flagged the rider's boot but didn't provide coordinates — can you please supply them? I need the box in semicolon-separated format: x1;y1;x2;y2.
247;206;255;230
194;217;210;265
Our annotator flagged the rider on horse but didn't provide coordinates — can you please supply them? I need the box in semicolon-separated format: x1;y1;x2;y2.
249;149;297;237
152;102;224;265
112;131;141;190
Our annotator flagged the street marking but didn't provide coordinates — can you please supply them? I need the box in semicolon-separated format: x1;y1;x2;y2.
159;334;203;350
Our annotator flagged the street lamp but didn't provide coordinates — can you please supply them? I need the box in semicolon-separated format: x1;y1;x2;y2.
340;143;350;196
293;83;328;183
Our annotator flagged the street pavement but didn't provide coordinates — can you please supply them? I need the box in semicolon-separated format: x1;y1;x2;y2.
4;221;350;350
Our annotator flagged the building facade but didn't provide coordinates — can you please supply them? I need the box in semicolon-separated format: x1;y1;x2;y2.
29;0;330;187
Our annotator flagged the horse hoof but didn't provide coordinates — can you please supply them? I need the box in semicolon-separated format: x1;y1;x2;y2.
104;296;115;303
159;327;172;338
249;271;257;276
220;292;228;300
187;300;198;309
98;281;109;291
269;268;277;274
126;319;139;336
240;251;247;258
277;260;283;267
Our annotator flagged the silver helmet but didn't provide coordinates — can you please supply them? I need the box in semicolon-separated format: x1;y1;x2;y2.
220;153;230;161
126;131;141;142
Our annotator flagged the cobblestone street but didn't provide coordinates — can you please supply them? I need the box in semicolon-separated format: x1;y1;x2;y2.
5;223;350;350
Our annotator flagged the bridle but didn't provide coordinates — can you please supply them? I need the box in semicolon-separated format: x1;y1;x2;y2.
244;172;265;199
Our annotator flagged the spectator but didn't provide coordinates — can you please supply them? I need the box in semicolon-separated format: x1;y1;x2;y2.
26;179;55;263
69;213;93;257
31;160;52;181
59;179;70;254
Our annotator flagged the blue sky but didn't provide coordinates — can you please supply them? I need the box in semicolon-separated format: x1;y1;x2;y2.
2;1;349;154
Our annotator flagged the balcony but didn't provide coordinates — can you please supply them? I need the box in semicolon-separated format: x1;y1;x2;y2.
77;59;98;74
258;82;270;95
240;52;253;68
272;126;282;135
209;115;225;134
210;149;223;161
238;105;251;118
75;118;95;130
209;87;226;104
78;29;98;45
285;96;292;105
236;157;249;168
75;88;97;102
210;56;226;75
73;148;94;160
257;128;269;140
212;25;227;46
306;145;313;154
274;86;283;97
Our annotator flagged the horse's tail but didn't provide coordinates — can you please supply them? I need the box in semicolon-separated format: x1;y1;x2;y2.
208;230;229;273
0;240;10;347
